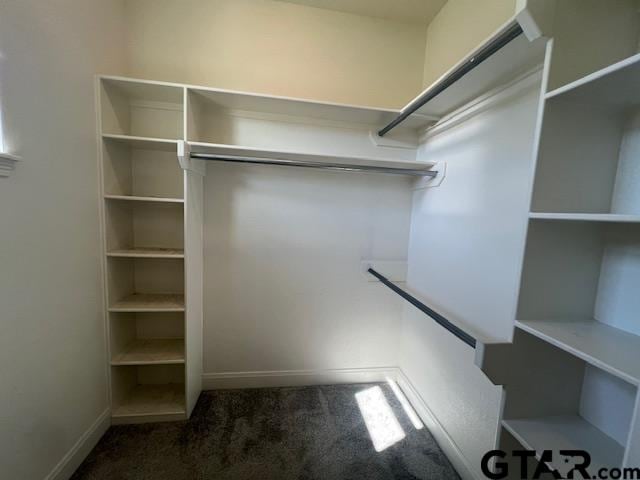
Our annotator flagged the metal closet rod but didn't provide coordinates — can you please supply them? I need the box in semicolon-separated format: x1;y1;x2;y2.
367;267;477;349
190;153;438;177
378;22;524;137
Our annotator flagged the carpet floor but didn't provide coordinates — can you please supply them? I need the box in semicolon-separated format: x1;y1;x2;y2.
72;383;461;480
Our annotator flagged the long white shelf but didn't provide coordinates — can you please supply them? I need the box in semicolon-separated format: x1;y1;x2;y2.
188;141;436;172
111;339;185;366
107;247;184;259
516;319;640;386
109;293;185;313
112;384;186;419
101;133;179;151
402;19;547;120
530;212;640;223
105;194;184;204
503;416;624;476
545;52;640;110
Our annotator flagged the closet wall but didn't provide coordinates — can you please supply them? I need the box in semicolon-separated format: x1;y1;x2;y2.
400;79;542;478
125;0;428;109
0;1;126;479
124;0;423;386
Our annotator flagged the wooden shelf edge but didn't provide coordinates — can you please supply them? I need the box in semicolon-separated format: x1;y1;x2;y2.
188;141;435;170
104;194;184;204
111;339;185;366
106;248;185;259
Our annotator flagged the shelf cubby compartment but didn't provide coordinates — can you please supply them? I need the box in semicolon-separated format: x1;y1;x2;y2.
517;220;640;383
499;330;635;477
104;196;184;255
186;87;425;165
532;54;640;217
100;77;184;140
107;257;184;313
102;134;183;201
111;364;185;424
110;312;184;366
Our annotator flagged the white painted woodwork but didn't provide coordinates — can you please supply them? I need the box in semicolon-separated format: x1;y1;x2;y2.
529;213;640;223
109;293;185;313
405;18;547;119
184;170;204;417
188;141;436;172
517;320;640;386
503;416;625;476
544;0;640;92
0;152;20;177
107;247;184;258
111;338;185;365
400;80;543;478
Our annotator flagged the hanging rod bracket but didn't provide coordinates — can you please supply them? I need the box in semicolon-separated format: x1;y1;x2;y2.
177;141;206;176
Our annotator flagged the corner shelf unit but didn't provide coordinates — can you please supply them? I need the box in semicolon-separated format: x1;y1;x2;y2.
493;4;640;473
96;72;438;424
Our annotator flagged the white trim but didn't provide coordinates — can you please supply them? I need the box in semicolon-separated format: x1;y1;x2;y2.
0;152;20;177
420;67;543;142
44;409;110;480
395;370;480;480
202;367;399;390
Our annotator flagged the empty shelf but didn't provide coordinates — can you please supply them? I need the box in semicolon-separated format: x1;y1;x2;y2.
545;52;640;111
112;384;185;418
107;247;184;258
105;194;184;203
530;213;640;223
516;320;640;385
111;339;185;365
101;133;179;151
503;416;624;475
109;293;185;312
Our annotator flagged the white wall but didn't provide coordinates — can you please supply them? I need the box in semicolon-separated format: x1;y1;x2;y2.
0;1;126;479
400;78;542;478
203;163;411;382
422;0;518;87
125;0;427;109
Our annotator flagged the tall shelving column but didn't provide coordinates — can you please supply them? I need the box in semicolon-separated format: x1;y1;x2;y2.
97;77;204;424
496;1;640;475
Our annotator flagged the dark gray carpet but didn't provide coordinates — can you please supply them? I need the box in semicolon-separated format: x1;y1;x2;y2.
72;383;461;480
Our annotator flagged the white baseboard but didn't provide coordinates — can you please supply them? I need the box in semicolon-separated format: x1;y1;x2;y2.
395;371;480;480
45;408;110;480
202;366;399;390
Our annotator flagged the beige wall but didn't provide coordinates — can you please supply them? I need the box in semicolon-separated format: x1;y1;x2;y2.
125;0;427;109
0;1;126;478
422;0;518;87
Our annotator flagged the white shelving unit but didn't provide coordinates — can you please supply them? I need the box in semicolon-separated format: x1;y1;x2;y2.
96;73;435;424
486;3;640;474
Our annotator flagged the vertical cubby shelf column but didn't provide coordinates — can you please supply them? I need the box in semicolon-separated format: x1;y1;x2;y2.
493;2;640;474
97;77;205;424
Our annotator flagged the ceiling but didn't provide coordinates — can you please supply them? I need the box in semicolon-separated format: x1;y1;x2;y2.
276;0;448;25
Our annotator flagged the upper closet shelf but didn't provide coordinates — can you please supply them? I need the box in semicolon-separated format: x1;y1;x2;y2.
102;133;179;151
379;17;548;136
187;141;436;176
545;52;640;111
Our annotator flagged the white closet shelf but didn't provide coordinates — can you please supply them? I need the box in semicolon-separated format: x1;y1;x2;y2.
502;416;624;475
545;52;640;110
402;19;547;120
111;339;185;366
188;141;436;172
530;213;640;223
516;320;640;386
112;384;185;419
104;194;184;204
107;248;185;259
109;293;185;312
101;133;180;151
